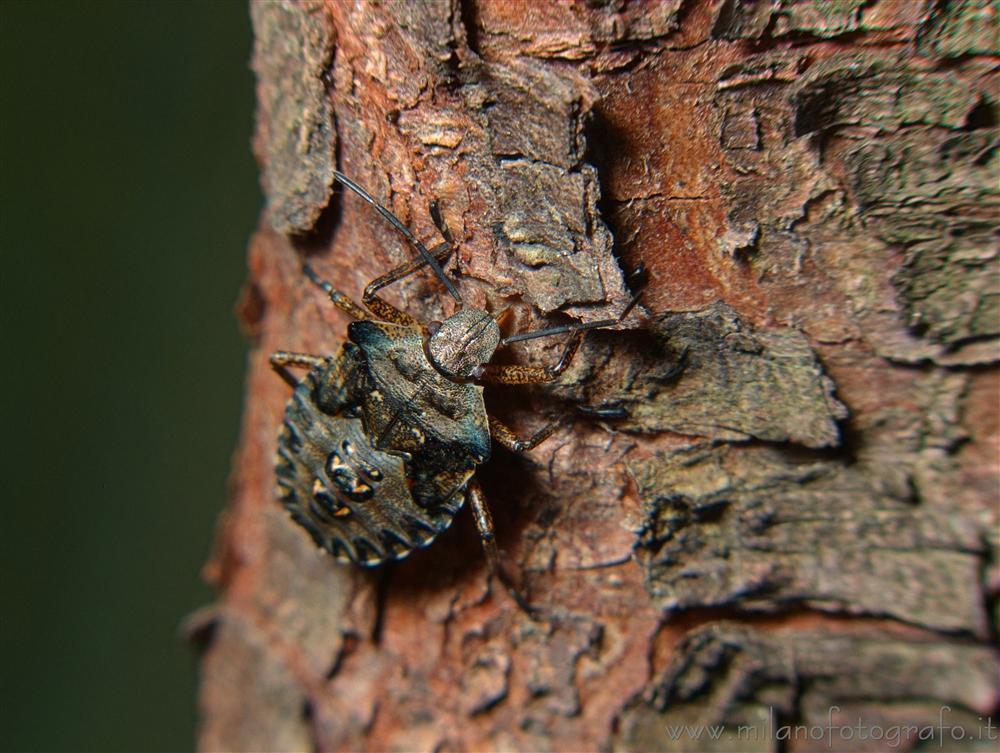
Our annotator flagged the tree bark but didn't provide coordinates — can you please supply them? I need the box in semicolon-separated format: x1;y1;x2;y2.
196;1;999;751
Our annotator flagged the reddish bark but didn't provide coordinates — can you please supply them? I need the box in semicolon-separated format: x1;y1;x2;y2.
197;2;999;751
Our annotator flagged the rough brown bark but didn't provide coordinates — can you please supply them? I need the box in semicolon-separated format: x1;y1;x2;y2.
197;1;999;751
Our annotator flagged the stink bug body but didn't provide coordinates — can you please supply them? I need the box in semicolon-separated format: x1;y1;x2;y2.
272;173;637;600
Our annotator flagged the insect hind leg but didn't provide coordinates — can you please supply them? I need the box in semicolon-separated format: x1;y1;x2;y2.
466;478;540;618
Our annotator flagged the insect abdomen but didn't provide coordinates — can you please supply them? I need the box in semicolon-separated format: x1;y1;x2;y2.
276;357;465;565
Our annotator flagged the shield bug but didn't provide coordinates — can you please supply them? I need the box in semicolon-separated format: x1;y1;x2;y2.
271;172;639;607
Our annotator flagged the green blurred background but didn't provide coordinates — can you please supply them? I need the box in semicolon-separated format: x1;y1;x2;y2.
1;1;258;750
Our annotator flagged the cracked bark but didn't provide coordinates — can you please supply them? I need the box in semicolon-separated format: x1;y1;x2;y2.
197;2;999;751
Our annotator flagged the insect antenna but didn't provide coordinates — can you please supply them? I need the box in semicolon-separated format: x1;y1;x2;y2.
501;289;644;345
333;171;462;305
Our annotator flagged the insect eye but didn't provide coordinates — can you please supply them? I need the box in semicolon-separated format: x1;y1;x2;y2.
427;320;442;336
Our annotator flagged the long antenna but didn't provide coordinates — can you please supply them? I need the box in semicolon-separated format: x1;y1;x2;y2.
333;171;462;304
501;290;643;345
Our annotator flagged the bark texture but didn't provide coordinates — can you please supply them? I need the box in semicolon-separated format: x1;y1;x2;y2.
198;1;999;751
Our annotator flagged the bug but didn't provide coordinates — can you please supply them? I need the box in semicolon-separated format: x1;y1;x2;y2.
271;172;638;607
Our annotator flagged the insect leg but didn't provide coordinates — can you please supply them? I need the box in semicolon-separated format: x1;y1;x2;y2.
333;171;462;304
476;331;584;385
428;199;453;244
500;288;643;346
488;413;566;452
270;351;326;387
302;263;369;320
466;478;539;617
362;240;454;327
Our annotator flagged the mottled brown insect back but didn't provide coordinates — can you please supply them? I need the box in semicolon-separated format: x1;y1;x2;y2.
272;172;636;603
275;344;467;565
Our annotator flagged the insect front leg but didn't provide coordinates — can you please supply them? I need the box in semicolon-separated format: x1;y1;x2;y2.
302;264;369;320
269;351;326;387
362;240;454;326
466;478;539;617
476;331;585;385
332;171;462;304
